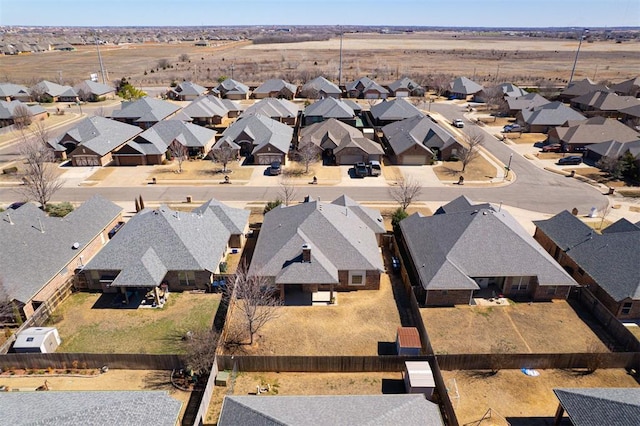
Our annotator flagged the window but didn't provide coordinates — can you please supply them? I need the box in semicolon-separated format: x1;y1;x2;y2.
178;271;196;286
546;286;557;296
510;276;529;291
26;337;34;342
349;271;365;286
622;302;633;316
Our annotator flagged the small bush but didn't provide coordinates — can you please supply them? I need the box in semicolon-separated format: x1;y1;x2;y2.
46;202;74;217
263;199;282;214
3;166;18;175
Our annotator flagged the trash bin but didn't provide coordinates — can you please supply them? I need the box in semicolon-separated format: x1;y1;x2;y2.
608;187;615;195
219;261;227;273
186;195;192;203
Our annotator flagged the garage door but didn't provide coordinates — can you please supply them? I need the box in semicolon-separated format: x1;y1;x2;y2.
401;155;427;165
115;155;143;166
338;154;365;165
256;154;282;165
73;155;100;166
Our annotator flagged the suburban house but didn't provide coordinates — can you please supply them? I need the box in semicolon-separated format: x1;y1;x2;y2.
82;199;249;297
216;114;293;165
570;90;640;118
369;98;424;126
547;116;640;152
517;101;586;133
30;80;78;102
388;77;425;97
73;80;116;101
611;76;640;97
298;118;384;165
620;104;640;127
299;76;342;99
533;211;640;320
399;196;577;306
506;93;550;116
586;139;640;164
215;78;250;100
381;115;462;164
553;388;640;426
218;394;444;426
474;83;528;103
166;81;208;101
252;78;297;100
0;196;122;321
302;97;360;126
0;83;32;102
48;115;142;165
558;78;610;102
241;97;299;126
181;95;242;127
346;77;389;99
447;76;483;99
248;195;385;302
0;100;47;128
112;120;217;166
110;97;182;129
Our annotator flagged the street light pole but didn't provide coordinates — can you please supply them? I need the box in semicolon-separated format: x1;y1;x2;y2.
569;28;589;84
505;153;513;180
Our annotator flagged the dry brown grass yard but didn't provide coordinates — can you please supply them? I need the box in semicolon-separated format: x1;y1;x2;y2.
222;274;401;356
443;368;639;426
505;133;547;145
433;155;497;182
422;300;608;354
151;159;254;182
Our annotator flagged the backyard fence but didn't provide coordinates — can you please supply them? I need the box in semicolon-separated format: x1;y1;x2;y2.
0;353;182;370
191;358;219;426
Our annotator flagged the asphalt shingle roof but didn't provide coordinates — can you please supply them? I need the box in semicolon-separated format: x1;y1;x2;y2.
241;98;299;120
0;196;122;303
561;78;610;98
370;98;424;121
31;80;77;98
587;139;640;160
216;78;249;96
520;101;586;126
168;81;207;97
300;76;341;98
382;115;460;156
300;118;384;156
553;116;640;146
0;100;45;120
125;120;216;154
182;95;241;119
388;77;423;94
49;116;142;155
0;83;30;98
73;80;114;96
219;114;293;155
111;96;182;123
303;97;356;119
506;93;550;112
554;388;640;426
611;76;640;96
253;79;297;96
449;77;483;95
346;77;389;95
571;90;640;112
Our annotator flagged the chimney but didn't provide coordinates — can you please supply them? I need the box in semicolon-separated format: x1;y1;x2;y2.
302;243;311;263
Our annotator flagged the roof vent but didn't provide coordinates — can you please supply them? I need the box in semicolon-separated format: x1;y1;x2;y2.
72;242;80;249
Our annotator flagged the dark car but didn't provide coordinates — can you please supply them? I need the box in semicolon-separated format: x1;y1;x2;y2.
557;156;582;165
391;256;401;274
541;143;562;152
269;161;282;175
354;162;368;178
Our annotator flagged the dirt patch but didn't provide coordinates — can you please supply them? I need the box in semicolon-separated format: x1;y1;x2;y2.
505;133;547;145
221;275;401;356
433;155;497;182
421;300;609;354
443;368;639;425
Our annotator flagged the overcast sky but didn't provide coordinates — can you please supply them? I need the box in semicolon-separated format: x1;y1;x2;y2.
1;0;638;27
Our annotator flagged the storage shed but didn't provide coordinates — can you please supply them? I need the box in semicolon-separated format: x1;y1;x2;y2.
404;361;435;400
13;327;61;353
396;327;422;355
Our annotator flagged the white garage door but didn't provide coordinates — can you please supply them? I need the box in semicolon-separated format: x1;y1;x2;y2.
402;155;427;165
339;154;365;165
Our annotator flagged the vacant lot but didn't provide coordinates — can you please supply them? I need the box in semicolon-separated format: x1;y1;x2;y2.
421;300;608;354
443;368;639;425
205;371;403;424
222;274;401;356
53;292;220;354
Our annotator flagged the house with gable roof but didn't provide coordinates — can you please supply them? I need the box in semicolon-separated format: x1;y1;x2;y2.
248;195;385;302
0;83;32;102
253;79;298;100
447;77;483;99
548;116;640;152
299;76;342;99
181;95;242;127
111;96;182;129
553;388;640;426
0;100;47;128
241;98;299;126
506;92;550;116
74;80;116;101
570;90;640;119
30;80;78;103
215;78;250;100
517;101;586;133
611;76;640;98
369;98;424;126
166;81;208;101
83;199;249;296
399;196;577;306
534;211;640;319
302;97;360;126
558;78;611;102
346;77;389;99
388;77;425;98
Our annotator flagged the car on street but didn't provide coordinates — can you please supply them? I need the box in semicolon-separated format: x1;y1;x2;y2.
503;124;523;133
452;119;464;128
541;143;562;152
354;162;369;178
269;161;282;175
557;156;583;165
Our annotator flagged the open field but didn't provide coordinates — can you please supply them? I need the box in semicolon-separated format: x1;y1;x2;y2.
421;300;609;354
2;34;637;88
53;292;220;354
205;371;403;424
443;368;639;425
221;274;401;356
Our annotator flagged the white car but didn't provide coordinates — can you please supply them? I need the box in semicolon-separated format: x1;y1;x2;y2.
453;119;464;128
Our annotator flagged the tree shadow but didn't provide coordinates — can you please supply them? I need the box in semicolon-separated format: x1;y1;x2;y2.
466;370;498;379
142;370;173;391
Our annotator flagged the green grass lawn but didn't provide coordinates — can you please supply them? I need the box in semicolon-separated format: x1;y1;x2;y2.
52;292;220;354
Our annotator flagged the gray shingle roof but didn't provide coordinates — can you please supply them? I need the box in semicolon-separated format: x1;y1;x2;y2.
253;79;297;96
168;81;207;97
370;98;424;121
242;98;299;120
587;139;640;160
449;77;483;95
300;77;341;98
216;78;249;96
553;116;640;146
0;390;182;425
497;82;529;98
520;101;586;126
219;114;293;155
300;118;384;156
346;77;389;95
0;196;122;303
561;78;611;98
506;92;551;112
111;96;182;123
0;83;30;98
126;120;216;154
388;77;423;94
249;196;384;283
554;388;640;426
84;200;247;287
571;90;640;112
182;95;241;119
49;116;142;156
31;80;77;98
382;115;460;156
303;97;356;119
534;212;640;301
219;394;443;426
611;76;640;96
401;196;577;291
73;80;114;96
0;100;45;120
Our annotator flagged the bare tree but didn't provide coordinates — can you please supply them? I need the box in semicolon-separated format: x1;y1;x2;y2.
16;122;63;210
389;174;422;210
168;141;188;173
12;104;32;129
224;264;281;345
482;86;506;118
178;53;190;63
182;329;219;375
598;202;612;231
459;131;484;172
296;142;320;174
0;277;17;324
279;176;298;206
209;144;237;173
427;74;451;97
157;58;170;69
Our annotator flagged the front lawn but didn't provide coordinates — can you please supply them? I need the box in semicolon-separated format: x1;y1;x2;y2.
52;292;220;354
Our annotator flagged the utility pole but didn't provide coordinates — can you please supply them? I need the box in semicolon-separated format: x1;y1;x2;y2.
230;63;235;80
95;36;107;84
569;28;589;84
338;27;343;87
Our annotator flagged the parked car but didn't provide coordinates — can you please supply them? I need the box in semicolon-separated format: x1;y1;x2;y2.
452;119;464;128
503;124;523;133
368;160;381;176
557;156;582;165
354;162;368;178
391;256;401;274
269;161;282;175
542;143;562;152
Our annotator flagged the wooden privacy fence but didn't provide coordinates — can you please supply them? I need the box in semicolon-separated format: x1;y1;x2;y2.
192;357;219;426
216;355;433;372
0;353;182;370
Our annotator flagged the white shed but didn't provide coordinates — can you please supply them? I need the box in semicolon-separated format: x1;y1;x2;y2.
13;327;62;353
403;361;435;400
